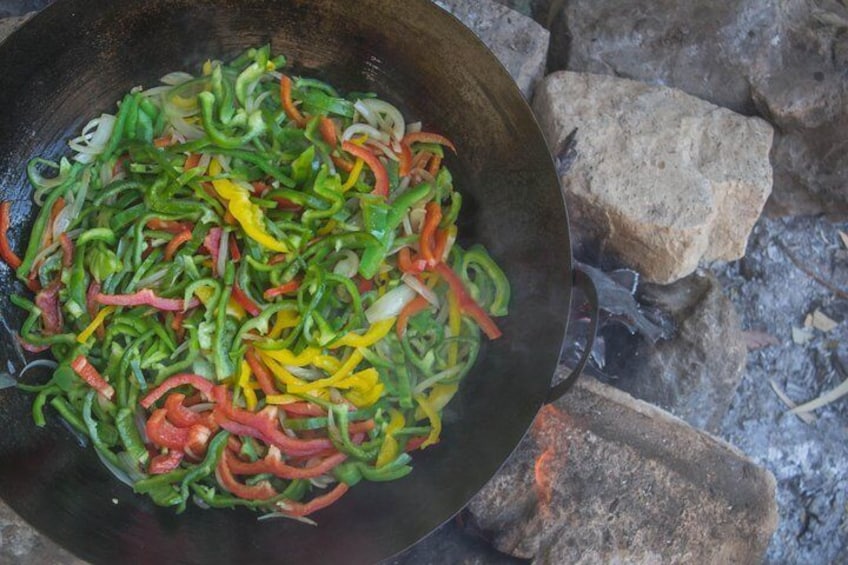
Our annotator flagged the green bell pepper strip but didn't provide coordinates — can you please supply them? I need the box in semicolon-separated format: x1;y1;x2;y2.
31;385;60;427
176;430;230;512
235;47;271;108
198;91;266;149
49;396;90;437
328;405;379;462
16;185;68;280
116;407;149;465
459;244;510;316
214;263;236;380
82;390;122;468
77;227;117;246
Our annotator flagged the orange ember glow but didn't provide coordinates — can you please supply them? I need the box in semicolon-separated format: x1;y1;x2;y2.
530;403;572;512
534;447;556;508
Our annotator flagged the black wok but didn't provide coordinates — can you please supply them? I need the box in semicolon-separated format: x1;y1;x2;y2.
0;1;586;563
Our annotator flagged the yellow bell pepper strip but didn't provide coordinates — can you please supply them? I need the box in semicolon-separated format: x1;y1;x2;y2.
208;159;289;253
264;393;301;405
236;360;258;411
341;158;364;192
76;305;116;343
285;349;364;394
447;291;461;366
338;368;383;408
329;317;396;349
260;346;321;367
268;310;300;338
375;409;406;468
414;393;442;449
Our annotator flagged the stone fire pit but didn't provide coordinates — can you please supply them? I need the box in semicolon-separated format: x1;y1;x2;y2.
3;1;848;563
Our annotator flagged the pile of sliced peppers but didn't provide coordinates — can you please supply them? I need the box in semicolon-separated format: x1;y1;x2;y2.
0;46;510;522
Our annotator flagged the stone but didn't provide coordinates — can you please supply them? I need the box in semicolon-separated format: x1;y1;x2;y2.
749;2;848;216
546;0;780;114
532;71;774;284
0;12;32;42
435;0;549;98
0;500;82;565
541;0;848;216
467;371;779;564
604;270;748;432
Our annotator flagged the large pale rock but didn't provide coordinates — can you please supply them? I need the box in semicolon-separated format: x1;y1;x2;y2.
533;71;774;284
435;0;549;98
467;372;779;564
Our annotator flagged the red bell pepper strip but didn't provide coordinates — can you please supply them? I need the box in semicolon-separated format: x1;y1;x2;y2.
149;450;184;475
227;445;347;480
432;228;450;263
96;289;199;312
331;155;355;173
280;402;326;418
277;482;350;517
59;233;74;268
231;282;261;316
146;218;194;234
402;131;457;153
35;279;64;335
70;355;115;400
397;295;430;338
398;247;427;275
146;408;191;450
434;262;503;340
164;393;216;429
279;75;306;127
216;449;278;500
245;348;278;396
341;141;389;197
427;154;442;177
318;116;337;146
398;141;413;177
263;279;300;300
163;229;192;262
0;201;21;269
211;386;333;456
405;435;430;452
419;201;442;267
183;153;202;172
228;238;241;262
140;373;214;409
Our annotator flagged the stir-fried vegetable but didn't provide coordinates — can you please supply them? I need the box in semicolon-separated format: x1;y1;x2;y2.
0;46;510;520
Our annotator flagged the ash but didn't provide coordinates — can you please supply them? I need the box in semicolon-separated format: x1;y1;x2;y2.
714;215;848;564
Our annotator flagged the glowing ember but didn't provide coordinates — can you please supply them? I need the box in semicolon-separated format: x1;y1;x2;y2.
530;403;573;512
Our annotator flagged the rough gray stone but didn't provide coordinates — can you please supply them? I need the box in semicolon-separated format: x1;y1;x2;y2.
750;2;848;216
532;71;774;284
0;12;32;42
435;0;549;98
548;0;780;114
0;501;82;565
605;271;748;432
540;0;848;216
467;372;779;564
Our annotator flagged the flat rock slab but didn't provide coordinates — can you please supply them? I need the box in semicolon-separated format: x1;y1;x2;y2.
467;371;778;564
534;71;774;284
435;0;549;98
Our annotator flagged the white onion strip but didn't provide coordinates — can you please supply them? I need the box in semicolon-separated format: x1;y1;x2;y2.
402;273;439;307
365;285;416;323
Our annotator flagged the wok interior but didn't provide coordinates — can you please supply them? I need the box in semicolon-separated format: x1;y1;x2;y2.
0;0;571;562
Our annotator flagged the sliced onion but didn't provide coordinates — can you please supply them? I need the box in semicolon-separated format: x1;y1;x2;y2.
188;402;215;413
69;114;117;163
365;284;416;323
17;359;58;382
366;139;399;162
134;268;168;289
135;408;150;444
285;366;325;381
246;90;272;114
168;114;205;139
216;230;229;278
341;123;389;144
414;365;464;394
160;71;195;86
0;372;16;390
258;512;317;526
310;475;336;489
141;85;173;98
197;152;213;172
402;273;439;307
60;419;89;448
407;121;422;133
332;250;360;279
357;99;405;141
95;448;134;488
402;214;413;237
32;228;83;267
